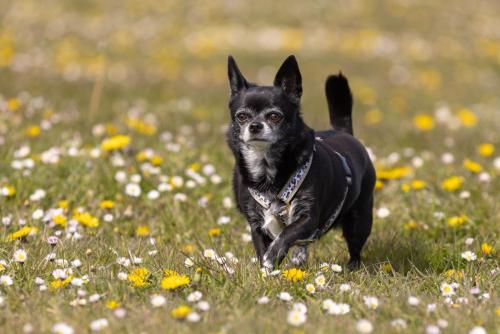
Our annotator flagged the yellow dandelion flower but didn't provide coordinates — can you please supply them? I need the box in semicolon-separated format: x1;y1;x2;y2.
171;305;192;319
52;214;67;227
281;28;304;51
164;269;180;277
105;123;119;135
136;151;149;162
364;109;382;125
161;275;190;290
25;125;41;138
195;267;203;274
126;117;156;136
73;212;99;228
441;176;463;192
51;275;73;289
447;215;468;227
457;108;477;127
375;180;384;191
442;269;464;280
401;183;410;193
6;98;20;111
411;179;426;190
106;300;120;309
282;268;307;282
58;200;69;210
481;243;493;256
496;306;500;317
6;226;37;241
151;155;163;166
100;135;130;151
189;162;201;172
377;166;413;180
135;225;150;237
400;180;426;192
478;143;494;157
463;159;482;173
128;267;149;287
381;263;393;273
1;185;16;197
404;220;419;230
182;244;196;254
208;228;221;237
99;200;115;209
413;114;435;131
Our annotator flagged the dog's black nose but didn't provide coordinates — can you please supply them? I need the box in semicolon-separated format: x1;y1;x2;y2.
249;122;263;134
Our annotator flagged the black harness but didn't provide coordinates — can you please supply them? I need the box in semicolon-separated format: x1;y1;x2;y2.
248;139;352;241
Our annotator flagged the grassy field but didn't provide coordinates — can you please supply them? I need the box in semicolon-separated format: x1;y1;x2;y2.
0;0;499;333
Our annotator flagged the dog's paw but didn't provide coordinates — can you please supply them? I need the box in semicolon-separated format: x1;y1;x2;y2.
347;257;361;271
290;246;308;267
262;259;274;270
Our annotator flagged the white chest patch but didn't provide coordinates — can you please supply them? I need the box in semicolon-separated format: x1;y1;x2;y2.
262;207;284;239
241;144;276;181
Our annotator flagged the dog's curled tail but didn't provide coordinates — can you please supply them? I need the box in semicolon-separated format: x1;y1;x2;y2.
325;73;353;135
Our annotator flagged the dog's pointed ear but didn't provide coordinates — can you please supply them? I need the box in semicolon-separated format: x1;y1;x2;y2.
228;55;248;95
274;55;302;100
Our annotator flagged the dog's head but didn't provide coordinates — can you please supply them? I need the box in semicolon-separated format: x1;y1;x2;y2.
226;55;306;149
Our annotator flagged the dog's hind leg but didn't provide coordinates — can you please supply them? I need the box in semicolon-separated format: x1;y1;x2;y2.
290;246;308;267
342;194;373;270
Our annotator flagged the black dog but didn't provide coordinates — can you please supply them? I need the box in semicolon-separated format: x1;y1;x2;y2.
226;55;375;270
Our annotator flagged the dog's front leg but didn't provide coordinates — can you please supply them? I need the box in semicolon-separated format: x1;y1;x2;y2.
250;225;272;265
262;217;317;270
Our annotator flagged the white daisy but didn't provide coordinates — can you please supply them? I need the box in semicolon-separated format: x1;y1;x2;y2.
186;312;201;322
440;283;455;296
125;183;141;197
461;251;477;262
13;249;28;263
408;296;420;306
117;272;128;280
376;207;390;218
89;318;108;331
305;283;316;294
0;275;13;286
339;283;352;292
356;319;373;333
363;296;379;310
292;303;307;314
187;291;203;302
278;292;293;302
257;296;270;304
426;325;440;334
150;294;166;307
51;322;74;334
390;319;407;330
315;274;326;287
331;264;342;273
184;257;194;268
287;309;306;326
469;326;487;334
196;301;210;311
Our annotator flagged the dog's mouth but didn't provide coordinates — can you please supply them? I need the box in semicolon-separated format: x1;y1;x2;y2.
246;138;269;143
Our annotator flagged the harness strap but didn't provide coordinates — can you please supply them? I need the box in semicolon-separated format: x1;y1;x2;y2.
248;149;314;239
248;148;314;210
296;151;352;244
248;145;352;242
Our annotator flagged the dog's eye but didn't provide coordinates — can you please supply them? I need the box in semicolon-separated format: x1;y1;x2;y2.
236;113;249;123
267;113;282;123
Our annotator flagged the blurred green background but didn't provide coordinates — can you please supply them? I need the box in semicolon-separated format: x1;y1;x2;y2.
1;0;499;141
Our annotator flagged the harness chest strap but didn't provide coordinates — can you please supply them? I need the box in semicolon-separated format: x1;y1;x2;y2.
248;147;352;241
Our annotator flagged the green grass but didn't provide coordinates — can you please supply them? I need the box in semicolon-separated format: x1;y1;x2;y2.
0;0;499;333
